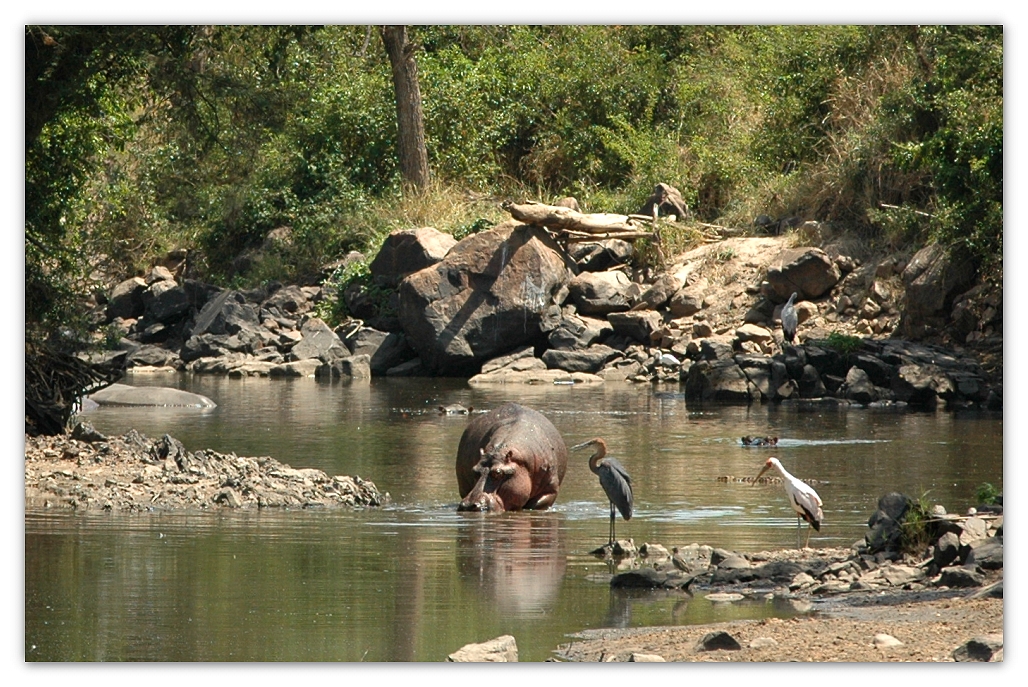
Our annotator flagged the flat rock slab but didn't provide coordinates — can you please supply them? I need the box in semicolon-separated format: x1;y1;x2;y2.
89;383;216;408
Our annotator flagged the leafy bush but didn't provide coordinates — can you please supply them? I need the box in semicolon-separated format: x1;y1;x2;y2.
974;482;1001;506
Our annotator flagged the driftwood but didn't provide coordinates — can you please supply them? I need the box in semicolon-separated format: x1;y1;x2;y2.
502;200;656;244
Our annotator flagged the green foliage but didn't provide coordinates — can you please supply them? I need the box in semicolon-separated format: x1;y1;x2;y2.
26;24;1003;338
975;482;1001;506
312;258;371;326
899;491;935;557
823;332;864;355
452;217;493;242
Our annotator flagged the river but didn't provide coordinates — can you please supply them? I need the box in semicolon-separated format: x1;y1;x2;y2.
24;371;1003;661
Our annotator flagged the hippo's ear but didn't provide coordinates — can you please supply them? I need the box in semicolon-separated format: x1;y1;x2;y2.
505;449;514;462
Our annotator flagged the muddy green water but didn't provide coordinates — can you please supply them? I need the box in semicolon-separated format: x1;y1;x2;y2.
25;372;1002;661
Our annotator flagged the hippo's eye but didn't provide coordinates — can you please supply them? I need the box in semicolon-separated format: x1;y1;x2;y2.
490;468;507;480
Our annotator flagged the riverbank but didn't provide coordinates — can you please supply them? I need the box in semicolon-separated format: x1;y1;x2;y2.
552;591;1002;662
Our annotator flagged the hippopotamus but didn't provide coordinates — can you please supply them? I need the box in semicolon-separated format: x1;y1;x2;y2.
455;402;568;512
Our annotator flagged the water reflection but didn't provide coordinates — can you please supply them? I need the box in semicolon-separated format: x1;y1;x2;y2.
28;374;1002;661
456;512;566;618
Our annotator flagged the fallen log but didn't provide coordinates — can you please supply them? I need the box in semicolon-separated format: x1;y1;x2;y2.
502;201;644;234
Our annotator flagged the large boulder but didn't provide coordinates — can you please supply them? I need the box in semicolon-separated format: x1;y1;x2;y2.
370;227;457;288
567;270;634;315
684;359;761;403
397;222;575;375
763;247;842;301
287;317;349;362
607;310;664;345
141;279;190;323
900;243;977;338
106;277;147;321
347;327;415;375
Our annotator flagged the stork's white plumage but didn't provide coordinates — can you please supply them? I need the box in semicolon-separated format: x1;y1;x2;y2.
755;456;823;548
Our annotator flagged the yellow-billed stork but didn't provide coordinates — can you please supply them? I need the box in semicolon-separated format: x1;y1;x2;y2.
755;456;823;548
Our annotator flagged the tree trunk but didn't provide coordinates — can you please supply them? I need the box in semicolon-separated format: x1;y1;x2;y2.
380;26;429;191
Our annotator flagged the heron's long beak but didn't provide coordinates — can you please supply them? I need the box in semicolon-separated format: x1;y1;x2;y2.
753;465;771;484
570;440;593;451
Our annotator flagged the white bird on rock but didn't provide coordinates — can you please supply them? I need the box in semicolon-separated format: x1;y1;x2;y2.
755;456;823;548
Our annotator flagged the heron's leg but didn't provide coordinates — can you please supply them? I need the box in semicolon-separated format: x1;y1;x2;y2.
804;523;811;549
609;501;616;544
796;517;802;549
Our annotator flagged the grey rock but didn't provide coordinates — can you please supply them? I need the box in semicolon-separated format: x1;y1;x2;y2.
288;317;348;362
568;270;634;315
370;226;456;288
937;567;984;588
347;327;414;375
447;635;518;662
965;537;1003;570
696;631;742;651
547;313;613;350
89;383;216;408
142;279;191;322
685;359;760;403
106;277;147;321
398;222;574;375
269;359;323;377
542;344;621;373
607;310;664;344
901;243;977;339
841;366;878;404
951;634;1002;662
764;247;842;301
933;532;964;569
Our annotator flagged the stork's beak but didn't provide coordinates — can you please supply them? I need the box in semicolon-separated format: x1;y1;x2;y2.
753;465;771;484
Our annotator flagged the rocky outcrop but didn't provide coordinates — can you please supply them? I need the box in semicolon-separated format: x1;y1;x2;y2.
599;490;1001;607
900;243;977;338
100;223;998;411
397;221;575;375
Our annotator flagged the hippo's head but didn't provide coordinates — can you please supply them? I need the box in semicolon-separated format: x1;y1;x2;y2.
457;445;536;512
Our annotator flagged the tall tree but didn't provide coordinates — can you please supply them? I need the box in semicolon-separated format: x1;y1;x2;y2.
380;26;430;191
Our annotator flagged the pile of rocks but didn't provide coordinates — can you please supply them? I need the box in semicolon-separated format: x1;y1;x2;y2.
92;206;1000;411
25;423;386;512
603;490;1003;602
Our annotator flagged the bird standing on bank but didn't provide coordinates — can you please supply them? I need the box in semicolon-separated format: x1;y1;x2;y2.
571;438;633;545
671;547;689;572
781;292;799;344
754;456;822;548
